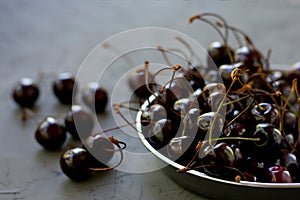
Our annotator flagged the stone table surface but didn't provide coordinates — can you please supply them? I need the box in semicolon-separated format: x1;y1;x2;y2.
1;0;300;200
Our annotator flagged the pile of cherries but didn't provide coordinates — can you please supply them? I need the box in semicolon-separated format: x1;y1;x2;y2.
12;72;126;182
132;13;300;183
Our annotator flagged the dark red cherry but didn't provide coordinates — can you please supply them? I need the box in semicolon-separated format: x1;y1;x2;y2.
35;117;67;150
252;123;282;166
148;119;176;148
197;112;224;141
207;41;233;68
269;165;293;183
281;151;297;169
128;68;156;99
251;103;280;126
182;65;205;90
64;105;94;140
83;136;114;166
53;72;77;105
173;98;196;115
82;82;108;114
234;46;262;73
60;147;92;182
202;142;235;167
12;78;39;108
283;111;297;134
167;136;196;164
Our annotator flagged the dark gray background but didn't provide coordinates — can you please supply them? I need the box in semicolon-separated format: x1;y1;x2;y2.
1;0;300;199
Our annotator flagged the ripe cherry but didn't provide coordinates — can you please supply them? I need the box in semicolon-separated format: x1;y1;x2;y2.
60;147;92;182
128;68;156;99
53;72;77;105
269;165;293;183
252;123;282;166
35;116;67;150
207;41;234;68
64;105;94;140
83;136;114;166
82;82;108;114
251;103;280;126
12;78;39;108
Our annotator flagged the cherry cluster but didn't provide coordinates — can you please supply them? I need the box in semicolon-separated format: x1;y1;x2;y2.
12;72;125;181
130;13;300;183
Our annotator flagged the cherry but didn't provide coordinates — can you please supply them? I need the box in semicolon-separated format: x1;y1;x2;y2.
202;142;235;167
83;136;114;166
197;112;224;141
234;46;262;73
35;116;67;150
64;105;94;140
53;72;77;105
269;165;293;183
207;41;234;68
148;104;167;122
82;82;108;114
251;103;280;126
182;65;205;90
173;98;196;115
283;111;297;134
60;147;92;182
128;68;156;99
12;78;39;108
148;119;176;148
251;123;282;166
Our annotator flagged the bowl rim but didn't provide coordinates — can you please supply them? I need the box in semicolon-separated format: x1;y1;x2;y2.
136;65;300;189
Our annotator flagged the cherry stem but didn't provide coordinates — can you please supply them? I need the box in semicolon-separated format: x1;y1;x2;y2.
208;69;239;146
102;42;135;68
189;13;228;46
175;36;203;66
21;108;40;124
157;46;173;66
224;100;255;129
113;105;137;131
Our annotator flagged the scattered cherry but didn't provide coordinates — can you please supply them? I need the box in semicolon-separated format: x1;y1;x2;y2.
82;82;108;114
60;147;93;182
12;78;39;108
64;105;94;140
35;116;67;150
53;72;77;105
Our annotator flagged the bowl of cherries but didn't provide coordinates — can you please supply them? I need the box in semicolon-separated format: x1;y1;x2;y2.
132;13;300;200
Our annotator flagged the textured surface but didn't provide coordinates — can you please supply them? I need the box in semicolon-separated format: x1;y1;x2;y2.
1;0;300;199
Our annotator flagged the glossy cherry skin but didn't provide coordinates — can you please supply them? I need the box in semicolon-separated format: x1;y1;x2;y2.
35;117;67;150
234;46;262;73
64;105;94;140
148;119;176;148
53;72;77;105
82;82;108;114
207;41;233;68
83;136;114;166
128;68;156;99
12;78;39;108
269;165;293;183
60;147;92;182
251;103;280;126
197;112;224;141
251;123;282;166
167;136;196;164
182;65;205;90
